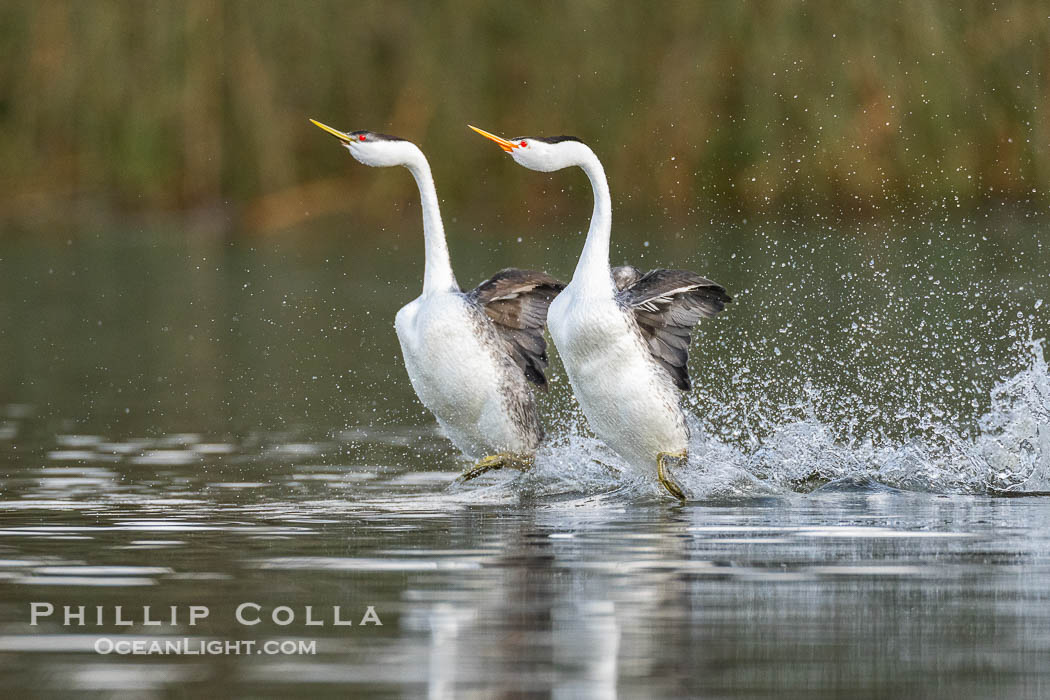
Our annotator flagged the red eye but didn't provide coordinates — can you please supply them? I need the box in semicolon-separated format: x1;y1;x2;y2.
358;134;366;141
519;141;527;147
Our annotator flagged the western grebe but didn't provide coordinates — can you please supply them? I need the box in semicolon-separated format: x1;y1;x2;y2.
312;120;564;480
470;125;731;499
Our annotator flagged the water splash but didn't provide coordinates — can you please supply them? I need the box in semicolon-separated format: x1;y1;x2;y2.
976;338;1050;492
737;338;1049;496
483;338;1050;500
9;340;1048;503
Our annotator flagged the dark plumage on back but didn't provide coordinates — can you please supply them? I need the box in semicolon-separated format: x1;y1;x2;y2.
469;269;566;389
616;269;732;391
612;265;643;290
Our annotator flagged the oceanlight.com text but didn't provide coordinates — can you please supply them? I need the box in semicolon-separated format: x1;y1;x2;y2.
93;638;317;656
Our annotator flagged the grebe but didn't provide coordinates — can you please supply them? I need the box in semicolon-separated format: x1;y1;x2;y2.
312;120;564;480
469;125;730;499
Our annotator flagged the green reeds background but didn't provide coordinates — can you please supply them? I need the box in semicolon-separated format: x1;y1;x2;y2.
1;1;1047;237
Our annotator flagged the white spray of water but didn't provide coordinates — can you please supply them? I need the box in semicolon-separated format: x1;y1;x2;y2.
478;338;1049;500
976;338;1050;492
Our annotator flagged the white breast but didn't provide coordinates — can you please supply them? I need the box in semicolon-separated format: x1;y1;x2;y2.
548;287;687;475
394;293;535;458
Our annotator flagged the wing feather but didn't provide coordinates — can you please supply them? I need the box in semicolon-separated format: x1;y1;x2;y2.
469;268;565;390
617;268;731;391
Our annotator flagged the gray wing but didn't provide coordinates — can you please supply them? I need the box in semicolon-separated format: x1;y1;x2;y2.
469;268;566;390
617;268;732;391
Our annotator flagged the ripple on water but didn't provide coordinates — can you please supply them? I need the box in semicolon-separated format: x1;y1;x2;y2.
0;635;118;653
54;435;104;448
64;663;203;690
339;425;442;447
31;566;174;576
208;482;270;489
46;450;120;462
95;441;154;454
252;557;483;572
131;450;203;466
193;443;237;455
13;576;158;587
119;540;186;549
794;526;975;539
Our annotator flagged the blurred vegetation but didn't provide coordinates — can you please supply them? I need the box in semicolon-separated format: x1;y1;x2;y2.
0;0;1047;237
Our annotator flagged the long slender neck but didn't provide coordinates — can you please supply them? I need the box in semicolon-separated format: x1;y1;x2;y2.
404;151;457;295
572;148;614;295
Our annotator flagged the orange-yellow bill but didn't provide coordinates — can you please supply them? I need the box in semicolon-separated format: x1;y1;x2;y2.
468;125;519;152
310;119;353;144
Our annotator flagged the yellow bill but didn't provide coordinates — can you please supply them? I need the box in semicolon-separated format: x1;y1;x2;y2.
310;119;353;144
468;125;519;152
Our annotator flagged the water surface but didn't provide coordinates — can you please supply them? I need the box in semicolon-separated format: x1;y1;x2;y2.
1;219;1048;697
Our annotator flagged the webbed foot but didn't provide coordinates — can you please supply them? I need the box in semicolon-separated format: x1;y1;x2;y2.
656;450;688;501
458;452;534;482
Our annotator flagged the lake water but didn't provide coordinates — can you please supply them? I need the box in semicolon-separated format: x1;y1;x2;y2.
1;215;1048;697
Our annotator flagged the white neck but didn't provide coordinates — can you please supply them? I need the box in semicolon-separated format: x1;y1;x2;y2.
571;146;614;296
404;150;457;295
